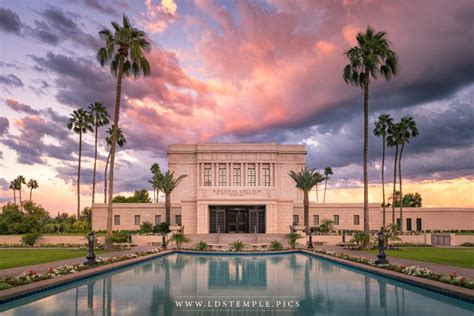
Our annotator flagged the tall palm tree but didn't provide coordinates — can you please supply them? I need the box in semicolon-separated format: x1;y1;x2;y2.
103;125;126;203
397;116;419;232
88;102;110;205
15;175;26;211
387;122;402;230
343;27;398;244
98;15;151;248
323;167;333;203
149;163;162;203
26;179;39;202
288;168;324;227
374;114;393;227
160;171;187;224
67;108;94;219
9;180;17;204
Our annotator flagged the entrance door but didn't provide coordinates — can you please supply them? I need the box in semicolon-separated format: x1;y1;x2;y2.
226;209;249;233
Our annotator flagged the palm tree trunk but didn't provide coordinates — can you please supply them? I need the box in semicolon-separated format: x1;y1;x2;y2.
29;188;32;202
92;118;99;205
303;190;309;227
382;134;386;227
153;188;156;203
165;194;171;224
323;178;328;203
13;189;16;204
398;143;405;232
362;79;369;246
77;130;83;219
19;186;22;211
106;54;125;249
392;144;399;230
104;150;111;203
315;184;318;203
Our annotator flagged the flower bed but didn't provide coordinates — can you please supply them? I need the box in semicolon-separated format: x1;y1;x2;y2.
0;248;161;291
0;243;134;251
312;248;474;289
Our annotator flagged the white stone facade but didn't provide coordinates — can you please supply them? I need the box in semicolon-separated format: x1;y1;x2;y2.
92;143;474;233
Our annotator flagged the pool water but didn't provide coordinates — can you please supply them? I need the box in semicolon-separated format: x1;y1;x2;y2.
0;253;472;315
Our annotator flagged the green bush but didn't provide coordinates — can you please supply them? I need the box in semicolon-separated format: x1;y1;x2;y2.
460;243;474;247
194;241;209;251
230;240;245;252
140;221;153;234
0;282;13;290
72;220;88;232
21;232;42;246
284;232;302;249
269;240;284;251
171;233;191;249
111;231;130;243
153;222;170;235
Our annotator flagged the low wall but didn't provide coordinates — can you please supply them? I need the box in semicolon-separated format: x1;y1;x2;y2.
452;235;474;246
0;235;105;245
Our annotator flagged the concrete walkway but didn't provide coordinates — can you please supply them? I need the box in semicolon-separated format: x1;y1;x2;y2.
0;245;158;278
320;245;474;279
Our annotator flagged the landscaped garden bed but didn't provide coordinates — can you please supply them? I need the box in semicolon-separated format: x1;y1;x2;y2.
312;248;474;289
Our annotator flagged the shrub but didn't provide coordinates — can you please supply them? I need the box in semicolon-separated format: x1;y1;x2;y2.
153;222;170;235
318;219;334;233
171;233;191;249
140;221;153;234
269;240;284;251
349;231;370;249
284;232;302;249
72;220;88;232
21;232;42;246
460;243;474;247
230;240;245;252
194;241;209;251
111;230;130;243
0;282;12;290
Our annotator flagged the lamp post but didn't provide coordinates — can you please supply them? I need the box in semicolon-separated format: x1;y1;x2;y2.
161;233;167;249
85;231;97;266
375;228;389;264
305;227;314;249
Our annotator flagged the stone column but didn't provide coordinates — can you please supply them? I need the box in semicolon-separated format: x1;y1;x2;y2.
230;163;233;186
243;162;247;186
257;163;260;187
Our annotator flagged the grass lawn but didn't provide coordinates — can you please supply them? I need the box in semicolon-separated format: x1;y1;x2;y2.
0;249;109;270
367;247;474;269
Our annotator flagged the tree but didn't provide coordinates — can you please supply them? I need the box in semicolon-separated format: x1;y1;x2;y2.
15;176;26;212
9;180;17;204
318;219;334;233
98;15;151;249
88;102;110;205
288;168;324;227
112;189;151;203
26;179;39;202
343;26;398;247
140;221;154;234
149;163;162;203
81;207;93;229
171;233;191;249
323;167;333;203
67;108;94;218
397;116;419;232
374;114;393;227
402;192;422;207
160;171;187;224
387;123;403;231
103;125;126;203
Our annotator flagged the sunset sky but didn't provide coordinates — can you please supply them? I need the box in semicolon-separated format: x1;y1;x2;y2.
0;0;473;214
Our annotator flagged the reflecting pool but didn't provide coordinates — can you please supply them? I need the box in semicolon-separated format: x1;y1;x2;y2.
1;253;472;315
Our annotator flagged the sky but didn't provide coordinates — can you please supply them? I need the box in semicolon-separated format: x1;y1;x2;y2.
0;0;473;214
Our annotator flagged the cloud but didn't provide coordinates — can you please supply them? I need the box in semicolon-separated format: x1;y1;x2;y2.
0;178;8;190
0;74;23;88
5;99;40;115
80;0;118;16
0;117;9;135
0;8;22;34
141;0;178;33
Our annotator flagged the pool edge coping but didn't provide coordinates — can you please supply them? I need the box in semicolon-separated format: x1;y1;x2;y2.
0;249;175;304
301;250;474;303
0;249;472;306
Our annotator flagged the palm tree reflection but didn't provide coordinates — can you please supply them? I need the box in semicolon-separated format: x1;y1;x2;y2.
298;260;335;314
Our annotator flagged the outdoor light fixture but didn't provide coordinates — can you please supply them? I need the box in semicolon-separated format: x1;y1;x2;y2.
375;228;389;265
305;227;314;249
85;231;97;266
161;234;167;249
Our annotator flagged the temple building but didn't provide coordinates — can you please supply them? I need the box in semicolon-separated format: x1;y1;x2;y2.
92;143;474;235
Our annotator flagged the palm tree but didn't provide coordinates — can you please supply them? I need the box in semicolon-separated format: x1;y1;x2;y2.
397;116;419;232
15;175;26;211
67;108;94;218
288;168;324;228
149;163;162;203
88;102;110;205
323;167;333;203
26;179;39;201
9;180;17;204
387;122;402;230
103;125;126;203
343;27;398;244
98;15;151;248
160;171;187;224
374;114;393;227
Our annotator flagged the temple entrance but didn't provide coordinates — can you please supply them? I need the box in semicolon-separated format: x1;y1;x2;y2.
209;205;266;233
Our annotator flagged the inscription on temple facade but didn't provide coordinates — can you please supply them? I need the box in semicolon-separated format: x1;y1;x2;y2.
212;189;262;196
